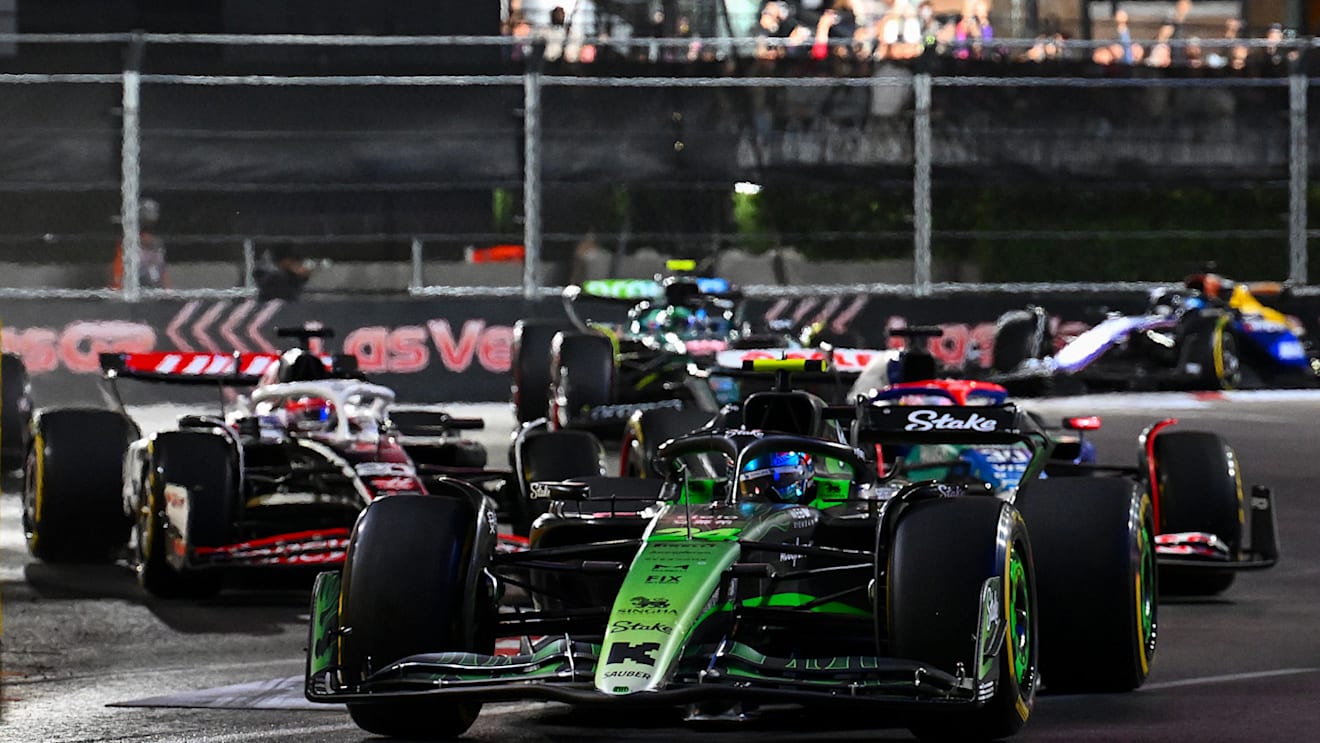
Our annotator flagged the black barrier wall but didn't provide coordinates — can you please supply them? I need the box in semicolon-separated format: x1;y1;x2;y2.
8;290;1317;407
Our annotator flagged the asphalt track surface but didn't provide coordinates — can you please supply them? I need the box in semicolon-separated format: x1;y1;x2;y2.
3;393;1320;742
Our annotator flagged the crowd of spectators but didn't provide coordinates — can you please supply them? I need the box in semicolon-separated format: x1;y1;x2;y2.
500;0;1306;71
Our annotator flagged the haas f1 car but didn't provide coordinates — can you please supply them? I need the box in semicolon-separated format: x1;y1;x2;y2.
307;360;1170;740
21;343;494;598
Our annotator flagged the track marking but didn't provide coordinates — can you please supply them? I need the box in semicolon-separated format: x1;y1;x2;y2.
126;702;537;742
1143;667;1320;691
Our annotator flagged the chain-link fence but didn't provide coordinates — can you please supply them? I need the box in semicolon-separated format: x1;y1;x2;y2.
0;33;1315;300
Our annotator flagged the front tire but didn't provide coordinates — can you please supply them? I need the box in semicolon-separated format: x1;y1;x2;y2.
137;432;235;599
1153;430;1243;595
1017;478;1157;692
889;497;1037;741
340;493;495;739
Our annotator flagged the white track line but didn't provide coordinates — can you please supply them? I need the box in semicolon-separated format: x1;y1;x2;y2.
1142;667;1320;691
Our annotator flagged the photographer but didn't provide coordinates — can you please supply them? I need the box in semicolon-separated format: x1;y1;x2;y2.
254;242;314;302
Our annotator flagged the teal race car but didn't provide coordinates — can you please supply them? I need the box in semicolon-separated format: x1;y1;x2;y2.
306;361;1155;741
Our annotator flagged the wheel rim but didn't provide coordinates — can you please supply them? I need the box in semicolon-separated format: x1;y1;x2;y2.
1007;544;1032;686
1214;325;1241;389
1137;517;1157;669
22;442;40;548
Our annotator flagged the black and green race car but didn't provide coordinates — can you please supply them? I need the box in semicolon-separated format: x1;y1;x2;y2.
306;362;1157;740
511;271;883;435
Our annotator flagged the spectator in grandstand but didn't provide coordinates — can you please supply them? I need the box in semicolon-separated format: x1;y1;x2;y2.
504;11;534;62
916;1;949;51
754;1;800;60
1223;18;1249;70
111;197;167;291
1145;41;1172;68
877;0;924;61
952;0;993;60
1157;0;1191;65
540;6;566;61
254;242;314;302
1093;8;1143;65
1258;23;1300;69
1022;31;1066;62
810;4;858;60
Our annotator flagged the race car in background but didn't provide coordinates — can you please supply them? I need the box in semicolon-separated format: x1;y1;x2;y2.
20;335;504;598
512;268;891;435
1;351;32;474
992;273;1320;393
308;359;1169;741
866;376;1278;596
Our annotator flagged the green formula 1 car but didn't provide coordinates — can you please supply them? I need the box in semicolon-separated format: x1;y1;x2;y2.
306;361;1155;741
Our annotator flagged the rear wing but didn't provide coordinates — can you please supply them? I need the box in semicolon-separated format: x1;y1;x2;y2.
853;403;1052;449
99;351;354;386
713;348;894;375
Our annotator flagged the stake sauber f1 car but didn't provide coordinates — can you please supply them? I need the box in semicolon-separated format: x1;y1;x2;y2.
21;342;499;598
306;360;1166;740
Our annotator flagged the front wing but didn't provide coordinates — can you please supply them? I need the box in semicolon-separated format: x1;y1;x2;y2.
306;635;988;710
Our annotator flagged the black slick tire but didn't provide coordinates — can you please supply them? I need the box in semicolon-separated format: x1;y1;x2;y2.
513;319;570;424
620;406;714;477
889;497;1038;741
137;431;235;599
22;409;133;563
1016;477;1157;692
1153;430;1243;595
340;493;495;739
550;332;615;429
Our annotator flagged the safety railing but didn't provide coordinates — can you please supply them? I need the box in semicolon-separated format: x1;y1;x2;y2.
0;32;1314;300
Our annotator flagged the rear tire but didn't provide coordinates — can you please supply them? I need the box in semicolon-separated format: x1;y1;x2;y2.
1017;478;1157;692
992;310;1047;374
1153;430;1243;596
340;494;494;739
620;406;714;477
22;409;133;562
550;332;615;429
513;429;606;533
513;320;570;423
890;498;1037;741
137;432;235;599
1;353;32;473
1180;314;1241;390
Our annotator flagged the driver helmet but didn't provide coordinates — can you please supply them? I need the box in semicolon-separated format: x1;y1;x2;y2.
664;306;696;337
741;451;815;504
285;395;336;433
1148;287;1201;316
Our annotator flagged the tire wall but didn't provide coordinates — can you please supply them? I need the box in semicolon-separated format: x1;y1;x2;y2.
9;291;1320;404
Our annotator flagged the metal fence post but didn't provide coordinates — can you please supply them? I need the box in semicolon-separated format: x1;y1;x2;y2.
913;72;932;296
410;237;424;291
523;69;542;301
120;66;142;301
242;238;256;289
1289;71;1308;285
